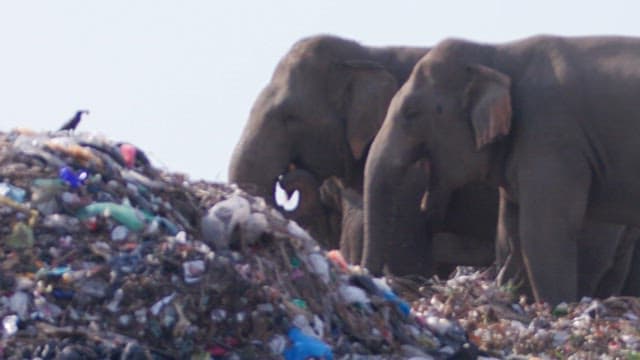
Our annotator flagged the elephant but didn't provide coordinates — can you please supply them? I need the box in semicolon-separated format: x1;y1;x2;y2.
318;176;364;265
229;35;438;275
278;167;341;250
364;35;640;304
621;227;640;296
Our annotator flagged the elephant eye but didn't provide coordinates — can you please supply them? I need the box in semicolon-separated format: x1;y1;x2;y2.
435;103;443;115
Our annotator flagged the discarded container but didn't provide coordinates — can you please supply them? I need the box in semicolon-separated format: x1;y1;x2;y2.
0;182;26;202
77;202;150;231
283;327;333;360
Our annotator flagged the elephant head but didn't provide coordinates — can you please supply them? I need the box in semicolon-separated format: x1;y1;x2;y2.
228;35;428;205
364;41;509;275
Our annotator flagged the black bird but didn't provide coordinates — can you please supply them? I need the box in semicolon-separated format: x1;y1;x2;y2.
58;110;89;131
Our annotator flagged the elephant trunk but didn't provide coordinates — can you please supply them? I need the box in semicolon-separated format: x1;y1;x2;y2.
228;113;291;205
420;186;452;233
363;120;434;276
362;156;396;275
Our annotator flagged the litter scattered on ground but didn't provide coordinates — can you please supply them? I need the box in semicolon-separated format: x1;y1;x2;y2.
389;267;640;359
0;128;639;359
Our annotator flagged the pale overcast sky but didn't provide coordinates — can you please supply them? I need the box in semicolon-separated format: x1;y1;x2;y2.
1;1;638;181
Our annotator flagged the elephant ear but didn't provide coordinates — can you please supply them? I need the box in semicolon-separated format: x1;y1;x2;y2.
330;61;398;160
465;64;512;150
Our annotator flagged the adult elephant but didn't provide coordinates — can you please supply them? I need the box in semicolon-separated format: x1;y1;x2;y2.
364;35;640;304
229;35;439;275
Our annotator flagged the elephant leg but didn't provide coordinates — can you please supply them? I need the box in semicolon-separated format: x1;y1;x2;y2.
620;227;640;296
519;161;590;304
579;223;627;298
593;227;635;297
429;182;498;278
339;234;352;264
432;232;495;267
496;192;533;298
350;212;364;265
341;219;364;265
495;189;511;268
431;232;494;279
339;210;363;265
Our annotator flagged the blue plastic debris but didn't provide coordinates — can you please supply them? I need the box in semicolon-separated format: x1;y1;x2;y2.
51;288;74;300
382;289;411;316
283;327;333;360
59;166;88;189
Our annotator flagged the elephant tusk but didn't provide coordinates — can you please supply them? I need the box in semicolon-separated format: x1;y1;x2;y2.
420;191;429;212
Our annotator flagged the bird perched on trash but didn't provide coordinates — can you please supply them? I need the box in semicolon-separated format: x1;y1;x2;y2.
58;110;89;131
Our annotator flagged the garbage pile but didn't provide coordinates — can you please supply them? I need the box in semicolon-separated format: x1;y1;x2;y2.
389;267;640;359
0;129;477;359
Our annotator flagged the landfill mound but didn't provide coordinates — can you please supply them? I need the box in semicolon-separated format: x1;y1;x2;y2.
0;130;639;359
0;130;473;359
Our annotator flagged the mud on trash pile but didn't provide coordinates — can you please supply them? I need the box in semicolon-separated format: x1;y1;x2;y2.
0;129;475;359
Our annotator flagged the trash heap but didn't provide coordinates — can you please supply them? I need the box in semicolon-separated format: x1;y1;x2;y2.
0;129;476;359
389;267;640;359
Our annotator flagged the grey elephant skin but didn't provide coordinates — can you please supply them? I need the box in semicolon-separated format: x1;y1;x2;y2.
318;176;364;265
319;174;498;276
281;167;497;278
364;35;640;304
229;35;502;277
228;35;426;202
278;168;341;250
496;208;640;299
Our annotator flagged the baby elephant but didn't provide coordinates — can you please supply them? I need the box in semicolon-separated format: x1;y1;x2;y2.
319;176;364;265
278;168;341;250
278;168;363;264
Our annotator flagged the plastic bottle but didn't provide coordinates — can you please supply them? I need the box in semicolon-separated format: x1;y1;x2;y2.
77;202;151;232
0;182;26;203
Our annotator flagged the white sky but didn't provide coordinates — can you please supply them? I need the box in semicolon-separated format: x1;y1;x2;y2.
1;1;638;181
